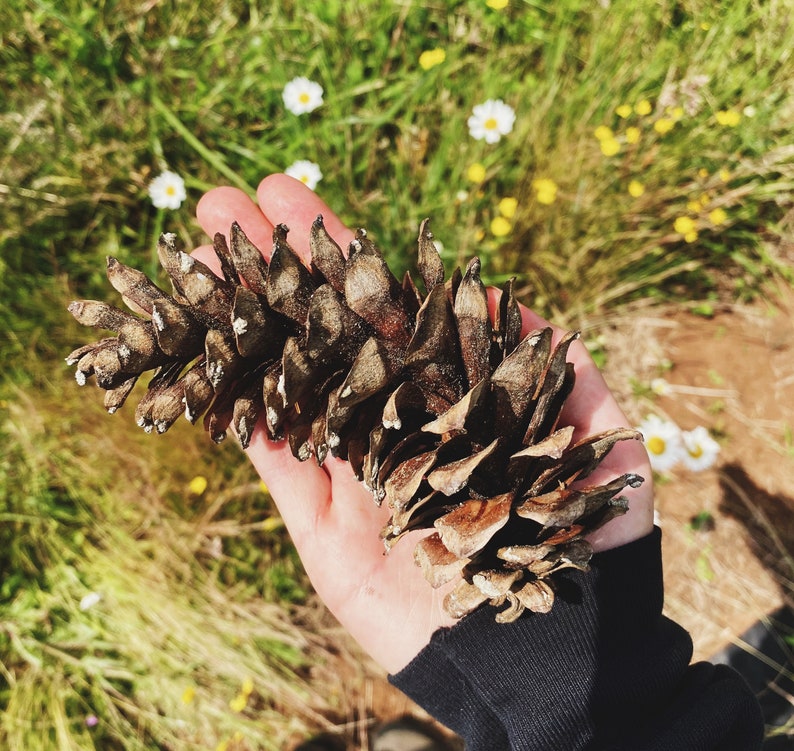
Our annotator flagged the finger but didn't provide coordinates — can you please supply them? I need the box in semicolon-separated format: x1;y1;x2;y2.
587;445;655;552
191;243;224;277
324;456;392;541
485;287;566;339
196;186;274;256
193;181;359;556
485;285;653;536
486;287;624;432
256;174;355;262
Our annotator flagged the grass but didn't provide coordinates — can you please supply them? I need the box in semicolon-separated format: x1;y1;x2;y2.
1;0;793;747
3;1;793;353
0;381;336;750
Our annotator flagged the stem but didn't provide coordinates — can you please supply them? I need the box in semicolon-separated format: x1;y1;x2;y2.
151;96;255;196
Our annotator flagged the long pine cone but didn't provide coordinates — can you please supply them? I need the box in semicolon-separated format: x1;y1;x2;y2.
67;218;643;623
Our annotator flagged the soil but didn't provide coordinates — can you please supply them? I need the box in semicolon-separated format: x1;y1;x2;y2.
599;281;794;662
292;283;794;750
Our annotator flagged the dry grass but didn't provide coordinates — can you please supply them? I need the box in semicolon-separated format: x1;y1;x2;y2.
0;383;350;749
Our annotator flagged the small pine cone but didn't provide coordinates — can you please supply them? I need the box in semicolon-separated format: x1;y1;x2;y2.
67;217;643;622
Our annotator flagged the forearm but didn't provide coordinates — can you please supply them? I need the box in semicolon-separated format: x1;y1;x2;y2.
391;529;764;750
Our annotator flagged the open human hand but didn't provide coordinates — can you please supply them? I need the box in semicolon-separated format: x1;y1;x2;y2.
193;174;654;674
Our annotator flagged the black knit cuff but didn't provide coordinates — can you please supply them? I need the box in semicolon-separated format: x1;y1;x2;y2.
389;638;508;750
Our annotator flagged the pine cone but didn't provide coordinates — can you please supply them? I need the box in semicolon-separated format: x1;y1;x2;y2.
67;218;643;623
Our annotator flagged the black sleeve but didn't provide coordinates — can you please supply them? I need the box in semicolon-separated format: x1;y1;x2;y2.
390;528;764;750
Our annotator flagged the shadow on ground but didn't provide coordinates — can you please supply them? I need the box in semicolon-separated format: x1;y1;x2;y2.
716;464;794;744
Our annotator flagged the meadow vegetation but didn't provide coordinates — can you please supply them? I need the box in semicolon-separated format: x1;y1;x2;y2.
1;0;793;748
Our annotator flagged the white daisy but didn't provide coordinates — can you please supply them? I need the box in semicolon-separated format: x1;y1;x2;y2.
637;415;685;473
284;160;323;190
282;77;324;115
650;377;672;396
467;99;516;144
681;426;721;472
148;170;187;210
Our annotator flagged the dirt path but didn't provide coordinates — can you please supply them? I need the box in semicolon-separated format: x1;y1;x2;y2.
598;283;794;660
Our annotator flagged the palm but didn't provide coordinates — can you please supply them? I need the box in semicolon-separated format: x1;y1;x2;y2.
194;174;654;673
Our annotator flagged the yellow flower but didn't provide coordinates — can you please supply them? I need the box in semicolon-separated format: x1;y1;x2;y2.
697;168;709;179
490;216;512;237
486;0;509;8
635;99;652;116
686;199;702;213
653;118;674;135
241;677;254;696
181;686;196;705
261;516;283;532
466;162;486;183
419;48;446;71
229;693;248;713
259;480;270;494
498;196;518;218
708;207;728;225
616;104;633;119
674;216;699;242
216;742;229;751
594;125;613;141
674;216;697;236
628;180;645;198
532;178;558;205
625;126;641;145
719;167;731;182
599;137;620;156
188;476;208;496
715;109;741;127
700;22;711;31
